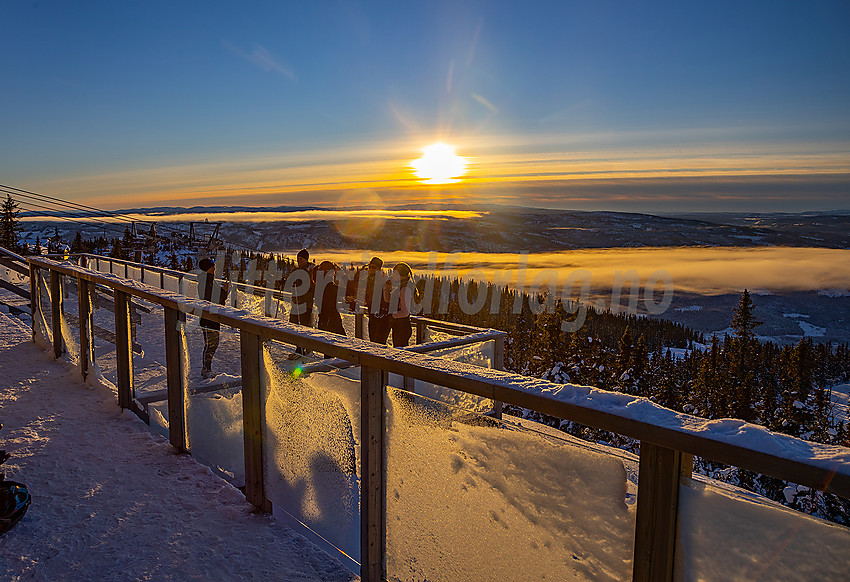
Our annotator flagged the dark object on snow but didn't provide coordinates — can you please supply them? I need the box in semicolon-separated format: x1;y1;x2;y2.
0;424;31;534
0;479;30;534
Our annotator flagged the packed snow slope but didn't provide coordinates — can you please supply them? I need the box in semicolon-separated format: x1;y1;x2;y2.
0;311;356;582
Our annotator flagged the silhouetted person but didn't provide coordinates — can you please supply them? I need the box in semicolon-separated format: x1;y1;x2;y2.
289;248;315;358
389;262;415;347
198;257;229;379
365;256;390;344
315;260;346;336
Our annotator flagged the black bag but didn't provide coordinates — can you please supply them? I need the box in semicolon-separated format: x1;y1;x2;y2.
0;424;30;535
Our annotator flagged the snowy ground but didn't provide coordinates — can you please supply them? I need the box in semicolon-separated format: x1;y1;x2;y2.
832;384;850;426
3;268;850;580
0;311;356;582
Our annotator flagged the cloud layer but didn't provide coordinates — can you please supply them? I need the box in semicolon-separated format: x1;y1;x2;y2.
305;247;850;295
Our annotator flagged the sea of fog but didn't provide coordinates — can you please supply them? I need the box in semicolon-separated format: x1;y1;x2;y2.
279;247;850;296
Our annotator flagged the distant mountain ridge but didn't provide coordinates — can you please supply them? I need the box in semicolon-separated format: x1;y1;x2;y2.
20;205;850;253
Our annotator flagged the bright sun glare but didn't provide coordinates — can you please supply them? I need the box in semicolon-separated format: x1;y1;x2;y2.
411;143;467;184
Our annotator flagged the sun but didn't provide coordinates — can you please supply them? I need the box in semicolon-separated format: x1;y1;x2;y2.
411;143;468;184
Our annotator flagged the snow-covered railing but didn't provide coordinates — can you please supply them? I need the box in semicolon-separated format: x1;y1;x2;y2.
0;246;31;303
77;254;502;358
25;255;850;582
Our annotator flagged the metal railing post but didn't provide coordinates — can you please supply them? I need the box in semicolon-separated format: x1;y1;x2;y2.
164;306;187;452
632;442;686;582
114;290;134;409
240;330;272;512
50;270;63;359
361;364;387;582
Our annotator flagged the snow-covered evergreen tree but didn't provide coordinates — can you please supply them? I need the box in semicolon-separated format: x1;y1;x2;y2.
0;194;21;251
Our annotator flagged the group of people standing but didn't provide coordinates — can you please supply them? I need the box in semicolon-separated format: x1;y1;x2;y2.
195;249;419;376
288;249;417;354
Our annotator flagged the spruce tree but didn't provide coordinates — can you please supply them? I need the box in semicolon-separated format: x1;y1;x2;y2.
731;289;762;343
0;194;21;251
109;237;123;259
47;227;61;254
71;232;84;254
729;290;763;421
631;334;650;397
616;326;633;377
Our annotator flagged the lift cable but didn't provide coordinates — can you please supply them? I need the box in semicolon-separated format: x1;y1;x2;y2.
2;184;270;258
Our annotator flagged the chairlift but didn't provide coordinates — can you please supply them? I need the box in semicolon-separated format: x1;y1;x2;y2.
188;221;223;254
128;221;160;262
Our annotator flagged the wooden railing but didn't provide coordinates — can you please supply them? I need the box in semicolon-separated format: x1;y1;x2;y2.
0;246;31;307
25;255;850;582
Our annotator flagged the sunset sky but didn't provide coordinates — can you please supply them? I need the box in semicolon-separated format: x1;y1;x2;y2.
2;1;848;213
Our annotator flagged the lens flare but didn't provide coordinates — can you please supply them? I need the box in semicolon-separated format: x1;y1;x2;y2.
333;189;385;241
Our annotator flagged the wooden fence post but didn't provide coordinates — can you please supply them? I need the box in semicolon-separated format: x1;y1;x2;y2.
78;277;94;380
50;270;63;359
114;290;134;409
240;330;272;512
264;287;273;317
355;311;364;339
492;334;505;419
29;264;39;343
415;319;425;345
361;365;387;582
633;442;685;582
164;306;187;452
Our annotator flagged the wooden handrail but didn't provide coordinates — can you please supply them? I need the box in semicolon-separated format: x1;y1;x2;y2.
410;316;488;335
28;255;850;500
0;245;30;264
81;253;293;300
297;329;504;376
28;255;850;581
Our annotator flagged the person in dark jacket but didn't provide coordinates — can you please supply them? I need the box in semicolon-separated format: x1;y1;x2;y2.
289;248;315;357
364;256;390;344
198;257;229;379
389;262;415;347
315;260;346;336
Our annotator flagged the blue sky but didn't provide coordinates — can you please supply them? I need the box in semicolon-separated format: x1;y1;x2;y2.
2;0;849;212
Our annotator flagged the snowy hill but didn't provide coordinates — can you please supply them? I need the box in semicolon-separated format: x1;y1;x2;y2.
20;206;850;254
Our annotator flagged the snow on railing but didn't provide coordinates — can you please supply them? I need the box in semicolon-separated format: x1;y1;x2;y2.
23;255;850;582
